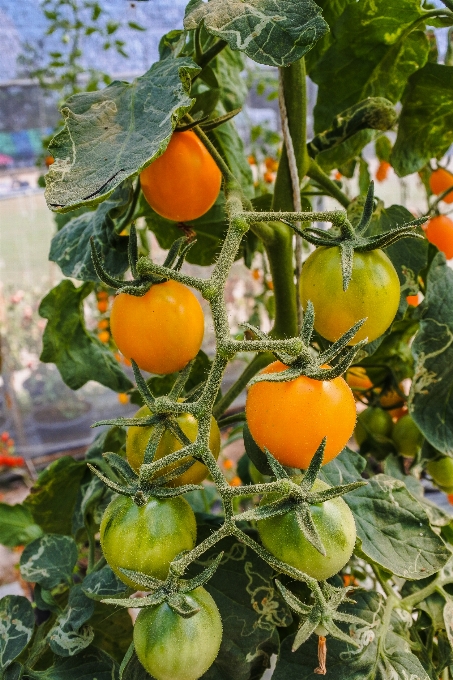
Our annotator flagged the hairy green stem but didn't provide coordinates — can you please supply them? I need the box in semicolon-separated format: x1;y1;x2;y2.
308;159;350;209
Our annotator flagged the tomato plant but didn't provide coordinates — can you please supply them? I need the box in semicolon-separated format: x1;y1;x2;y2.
140;131;222;222
134;586;223;680
5;1;453;679
258;480;356;581
126;404;221;486
100;494;197;588
300;247;401;343
110;280;204;374
246;361;356;468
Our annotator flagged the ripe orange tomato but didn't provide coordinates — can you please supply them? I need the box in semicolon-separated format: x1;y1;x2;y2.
424;215;453;259
429;168;453;204
375;160;391;182
110;280;204;375
245;362;356;469
97;300;109;313
406;294;419;307
346;367;373;394
45;156;54;167
264;157;278;172
140;131;222;222
98;330;110;343
263;171;275;184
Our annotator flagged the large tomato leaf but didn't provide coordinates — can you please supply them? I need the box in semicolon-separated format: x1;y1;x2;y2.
0;596;35;672
26;646;120;680
82;566;129;602
410;253;453;456
311;0;429;134
273;590;431;679
49;181;132;281
184;0;329;68
0;503;43;548
20;535;78;589
23;457;86;535
391;63;453;176
88;602;133;664
344;475;450;579
44;57;199;213
305;0;351;75
207;118;254;199
39;280;132;392
186;519;292;680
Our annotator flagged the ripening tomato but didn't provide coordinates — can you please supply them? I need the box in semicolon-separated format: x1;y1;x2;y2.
100;495;196;589
376;160;391;183
134;586;222;680
355;407;393;447
429;168;453;204
258;480;356;580
300;247;400;344
346;367;373;394
245;361;356;469
140;131;222;222
427;457;453;494
110;281;204;375
424;216;453;259
406;294;420;307
126;405;221;486
392;415;423;457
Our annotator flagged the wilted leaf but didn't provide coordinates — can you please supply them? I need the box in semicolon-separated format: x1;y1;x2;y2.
39;280;132;392
20;534;78;589
45;57;199;212
184;0;329;67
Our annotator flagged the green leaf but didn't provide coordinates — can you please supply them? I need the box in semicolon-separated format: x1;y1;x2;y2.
23;457;86;535
45;57;200;213
186;521;292;679
85;427;126;462
0;596;34;671
410;253;453;455
0;504;42;547
88;602;133;664
49;181;132;281
243;423;274;476
368;203;428;287
48;585;95;657
20;535;78;589
184;0;329;67
82;566;129;601
211;47;247;112
120;648;153;680
305;0;351;75
359;318;419;386
345;475;450;578
71;470;111;541
26;646;119;680
311;0;429;133
39;280;132;392
208;119;254;199
320;446;366;486
392;63;453;176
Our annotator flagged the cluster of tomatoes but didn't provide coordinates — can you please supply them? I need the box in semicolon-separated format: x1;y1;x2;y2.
97;131;453;680
0;432;24;468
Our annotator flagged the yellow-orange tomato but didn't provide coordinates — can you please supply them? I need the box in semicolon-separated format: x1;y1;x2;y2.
424;215;453;259
230;476;241;487
118;393;129;405
97;300;109;313
140;131;222;222
263;171;275;184
110;280;204;375
406;294;419;307
346;367;373;394
429;168;453;204
97;290;109;300
98;330;110;343
248;155;256;165
375;160;391;182
245;362;356;469
98;319;109;330
265;157;278;172
126;405;220;487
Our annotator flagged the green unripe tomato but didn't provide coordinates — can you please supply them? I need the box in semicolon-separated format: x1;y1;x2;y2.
392;415;423;457
355;407;393;446
134;586;222;680
100;495;196;589
126;404;221;486
427;457;453;492
257;480;356;581
300;247;400;344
